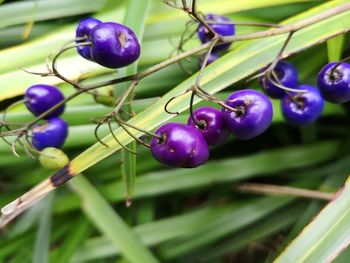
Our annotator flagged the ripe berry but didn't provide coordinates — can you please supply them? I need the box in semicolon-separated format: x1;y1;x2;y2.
197;14;235;52
317;62;350;103
39;147;69;170
199;53;219;68
222;89;273;140
150;123;209;168
90;22;140;68
259;61;298;99
76;17;101;59
25;84;65;119
187;106;229;146
281;84;324;125
32;118;68;151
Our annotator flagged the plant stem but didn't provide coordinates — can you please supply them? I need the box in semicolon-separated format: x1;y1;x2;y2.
237;183;334;201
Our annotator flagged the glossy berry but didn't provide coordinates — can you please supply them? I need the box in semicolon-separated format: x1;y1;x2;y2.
222;89;273;140
31;118;68;151
90;22;140;68
199;53;219;68
39;147;69;170
150;123;209;168
187;106;229;146
197;14;235;52
281;84;324;125
76;17;101;59
25;84;65;119
317;62;350;103
259;61;298;99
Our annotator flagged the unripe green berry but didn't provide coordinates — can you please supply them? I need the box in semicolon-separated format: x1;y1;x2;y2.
39;147;69;170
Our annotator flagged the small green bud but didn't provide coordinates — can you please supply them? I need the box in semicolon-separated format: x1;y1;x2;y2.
93;86;115;107
39;147;69;170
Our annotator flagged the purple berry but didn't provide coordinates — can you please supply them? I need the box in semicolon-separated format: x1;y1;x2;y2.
197;14;235;52
150;123;209;168
187;106;229;146
199;53;219;68
281;84;324;125
259;61;298;99
25;84;65;119
31;118;68;151
76;17;101;59
222;89;273;140
90;22;140;68
317;62;350;103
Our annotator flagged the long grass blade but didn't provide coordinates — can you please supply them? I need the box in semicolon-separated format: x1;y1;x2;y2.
68;175;159;263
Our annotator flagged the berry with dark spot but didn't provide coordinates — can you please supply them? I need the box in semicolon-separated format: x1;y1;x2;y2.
32;118;68;151
90;22;140;68
150;123;209;168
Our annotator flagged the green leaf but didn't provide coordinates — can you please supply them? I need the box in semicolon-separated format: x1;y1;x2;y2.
49;217;90;263
327;34;344;62
71;196;295;262
32;192;54;263
119;0;151;205
274;176;350;263
54;141;340;214
147;0;315;24
196;204;303;262
68;175;159;263
66;0;350;177
0;0;107;28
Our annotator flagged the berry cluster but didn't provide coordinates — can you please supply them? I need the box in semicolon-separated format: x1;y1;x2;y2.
259;60;350;126
150;14;350;169
76;18;140;68
259;60;324;125
24;84;68;151
151;89;273;168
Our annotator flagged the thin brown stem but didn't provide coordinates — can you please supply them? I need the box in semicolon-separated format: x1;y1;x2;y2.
237;183;334;201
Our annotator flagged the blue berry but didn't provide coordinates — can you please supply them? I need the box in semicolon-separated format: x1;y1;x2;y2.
222;89;273;140
32;118;68;151
197;14;235;52
25;84;65;119
75;17;101;59
317;62;350;103
259;61;298;99
281;84;324;125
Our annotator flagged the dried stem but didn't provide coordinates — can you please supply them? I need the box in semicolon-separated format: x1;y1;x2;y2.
237;183;334;201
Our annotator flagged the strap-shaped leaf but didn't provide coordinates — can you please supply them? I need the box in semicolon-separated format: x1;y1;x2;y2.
274;176;350;262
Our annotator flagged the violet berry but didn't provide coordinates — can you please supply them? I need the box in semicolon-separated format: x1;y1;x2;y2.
199;53;219;68
187;106;229;146
197;14;235;52
150;123;209;168
90;22;140;68
25;84;65;119
75;17;101;59
259;61;298;99
317;62;350;103
31;118;68;151
222;89;273;140
281;84;324;125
